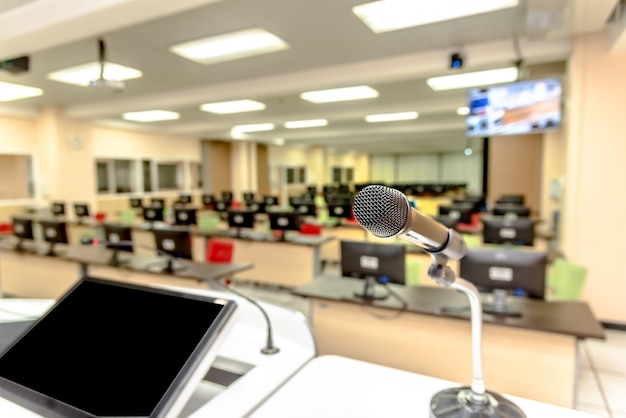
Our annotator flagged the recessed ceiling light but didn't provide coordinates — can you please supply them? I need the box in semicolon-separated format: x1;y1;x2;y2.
365;111;418;123
284;119;328;129
47;62;142;87
122;110;180;122
231;123;275;133
353;0;519;33
300;86;379;103
273;138;285;146
426;67;519;91
456;106;470;115
200;99;266;114
0;82;43;102
170;28;289;65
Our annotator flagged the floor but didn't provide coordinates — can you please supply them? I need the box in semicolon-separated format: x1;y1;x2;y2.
232;263;626;418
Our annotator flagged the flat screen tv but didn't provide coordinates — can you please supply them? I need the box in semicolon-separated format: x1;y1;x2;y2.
466;78;562;137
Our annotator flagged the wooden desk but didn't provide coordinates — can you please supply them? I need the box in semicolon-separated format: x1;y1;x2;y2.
0;240;252;299
292;276;605;408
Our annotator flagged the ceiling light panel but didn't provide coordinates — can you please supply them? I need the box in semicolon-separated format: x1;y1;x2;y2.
353;0;519;33
0;82;43;101
456;106;470;115
170;28;289;65
300;86;379;103
426;67;519;91
200;99;266;114
232;123;275;133
122;110;180;122
284;119;328;129
47;62;142;87
365;111;418;123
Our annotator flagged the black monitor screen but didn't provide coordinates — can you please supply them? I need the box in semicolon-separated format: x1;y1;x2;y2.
246;201;267;214
482;217;535;246
492;205;531;218
307;186;317;195
103;223;134;253
268;212;301;233
151;198;165;209
242;192;255;203
40;220;68;256
293;202;317;217
433;215;459;230
130;197;143;208
202;194;216;207
328;203;352;219
438;204;473;223
263;195;278;206
12;217;33;240
178;194;192;204
214;200;231;212
143;207;164;222
0;277;236;418
153;227;192;261
340;240;406;285
497;195;525;205
227;210;255;230
174;208;197;226
221;191;233;202
51;202;65;216
460;247;547;300
73;203;90;219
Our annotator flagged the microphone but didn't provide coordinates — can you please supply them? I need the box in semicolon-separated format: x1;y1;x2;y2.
87;239;280;355
353;184;467;286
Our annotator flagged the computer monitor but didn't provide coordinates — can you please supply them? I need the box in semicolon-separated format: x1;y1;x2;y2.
438;204;473;224
433;215;459;230
306;185;317;195
202;194;216;208
221;191;233;202
151;198;165;209
152;227;193;274
174;208;197;226
143;207;164;224
268;211;301;241
292;202;317;217
453;195;486;213
227;209;256;237
40;220;68;256
482;217;535;246
492;204;531;218
460;247;547;317
51;202;65;217
103;223;134;266
263;195;279;206
245;201;267;214
214;200;231;212
178;194;192;205
73;203;90;223
340;240;406;301
129;197;143;208
0;277;237;418
497;195;525;205
242;192;255;203
11;217;34;252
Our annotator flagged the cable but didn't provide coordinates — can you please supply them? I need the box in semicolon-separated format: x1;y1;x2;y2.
357;276;408;320
88;239;280;355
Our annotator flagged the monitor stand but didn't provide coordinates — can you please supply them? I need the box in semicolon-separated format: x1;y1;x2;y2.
481;289;522;317
161;258;185;275
45;242;57;257
108;248;128;267
353;276;387;301
14;238;26;253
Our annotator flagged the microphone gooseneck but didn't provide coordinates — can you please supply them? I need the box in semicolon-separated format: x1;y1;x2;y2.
91;239;279;355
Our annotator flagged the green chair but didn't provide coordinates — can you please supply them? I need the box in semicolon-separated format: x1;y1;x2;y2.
462;233;482;249
119;208;137;225
405;256;421;286
197;214;221;232
546;258;588;300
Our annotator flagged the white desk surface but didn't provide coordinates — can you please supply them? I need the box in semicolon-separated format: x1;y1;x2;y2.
250;355;599;418
0;288;316;418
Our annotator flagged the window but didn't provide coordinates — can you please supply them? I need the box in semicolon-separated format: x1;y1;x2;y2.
0;154;34;200
143;160;152;192
190;162;202;189
157;162;181;190
96;162;109;193
331;166;354;184
95;159;135;194
285;166;306;184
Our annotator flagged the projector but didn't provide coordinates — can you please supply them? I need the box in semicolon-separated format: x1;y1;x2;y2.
88;78;125;92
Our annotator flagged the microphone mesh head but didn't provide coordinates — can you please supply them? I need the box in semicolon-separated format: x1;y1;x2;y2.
353;185;410;238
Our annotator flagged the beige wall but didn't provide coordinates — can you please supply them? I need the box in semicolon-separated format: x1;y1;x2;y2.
562;31;626;323
540;130;567;230
0;155;30;199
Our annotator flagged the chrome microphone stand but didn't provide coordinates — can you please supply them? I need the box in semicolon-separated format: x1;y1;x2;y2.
425;247;526;418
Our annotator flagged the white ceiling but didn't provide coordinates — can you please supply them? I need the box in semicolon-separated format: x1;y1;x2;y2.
0;0;619;154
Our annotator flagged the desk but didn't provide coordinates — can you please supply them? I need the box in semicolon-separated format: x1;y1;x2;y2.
292;276;605;407
0;289;316;418
250;355;598;418
0;240;252;299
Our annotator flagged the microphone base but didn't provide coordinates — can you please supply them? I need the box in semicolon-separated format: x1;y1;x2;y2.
430;387;526;418
261;346;280;355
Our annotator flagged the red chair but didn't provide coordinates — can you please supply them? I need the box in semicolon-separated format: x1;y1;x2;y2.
95;212;107;223
0;222;12;236
206;239;234;263
300;223;322;236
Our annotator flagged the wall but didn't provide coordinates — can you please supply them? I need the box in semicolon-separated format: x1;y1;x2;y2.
0;155;30;199
562;31;626;323
92;127;200;160
541;129;567;233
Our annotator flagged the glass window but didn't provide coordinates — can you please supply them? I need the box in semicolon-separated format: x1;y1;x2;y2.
114;160;133;193
0;154;34;200
96;162;109;193
190;162;202;189
158;163;179;190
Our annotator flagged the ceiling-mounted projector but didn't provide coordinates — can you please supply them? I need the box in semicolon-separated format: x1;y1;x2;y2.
89;38;125;92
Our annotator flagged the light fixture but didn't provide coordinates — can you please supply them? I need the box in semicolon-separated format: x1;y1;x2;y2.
170;28;289;65
47;62;142;87
200;99;266;114
353;0;519;33
284;119;328;129
300;85;379;103
426;67;519;91
464;147;473;156
365;111;418;123
465;138;473;156
122;110;180;122
456;106;470;115
231;123;275;134
0;82;43;101
273;138;285;146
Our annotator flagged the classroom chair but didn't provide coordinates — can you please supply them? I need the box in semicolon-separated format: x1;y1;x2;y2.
546;257;588;300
